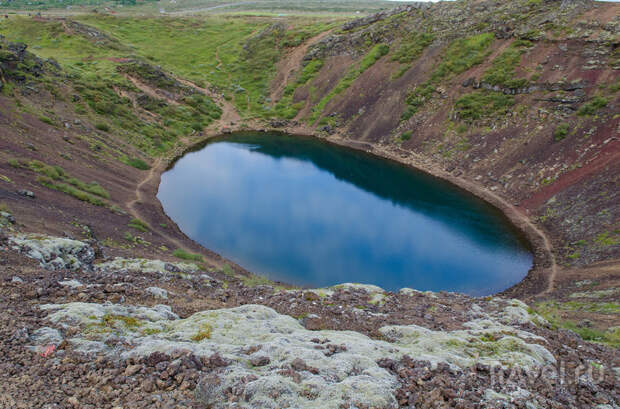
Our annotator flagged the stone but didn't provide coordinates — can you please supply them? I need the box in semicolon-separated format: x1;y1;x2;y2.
146;287;169;299
9;234;95;271
17;189;35;198
124;364;142;377
250;356;270;367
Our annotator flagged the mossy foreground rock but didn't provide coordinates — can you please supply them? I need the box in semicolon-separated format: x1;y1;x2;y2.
39;300;553;409
9;234;95;271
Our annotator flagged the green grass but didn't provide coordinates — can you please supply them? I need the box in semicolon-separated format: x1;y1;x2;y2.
400;130;412;141
122;156;150;170
309;43;389;122
23;159;111;205
533;302;620;348
128;218;150;232
594;230;620;247
390;32;434;79
481;39;532;88
454;90;515;123
577;96;609;116
274;58;324;119
37;176;107;206
430;33;495;82
77;15;336;118
554;123;570;141
402;33;495;119
95;122;110;132
173;249;204;262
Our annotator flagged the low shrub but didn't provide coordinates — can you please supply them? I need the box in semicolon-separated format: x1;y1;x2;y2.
577;96;609;116
95;122;110;132
554;123;570;141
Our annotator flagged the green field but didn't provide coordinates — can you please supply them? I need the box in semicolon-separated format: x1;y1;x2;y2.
0;0;397;15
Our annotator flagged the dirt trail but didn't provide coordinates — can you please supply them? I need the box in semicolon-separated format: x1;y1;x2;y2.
125;75;180;105
174;76;241;125
271;29;333;101
124;157;187;253
124;72;242;264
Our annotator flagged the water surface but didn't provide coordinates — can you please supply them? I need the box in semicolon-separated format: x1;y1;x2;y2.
158;132;532;295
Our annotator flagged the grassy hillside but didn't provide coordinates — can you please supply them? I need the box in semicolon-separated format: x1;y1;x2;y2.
0;0;398;15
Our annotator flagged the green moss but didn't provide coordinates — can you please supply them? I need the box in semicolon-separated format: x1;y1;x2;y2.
102;314;141;328
191;322;213;341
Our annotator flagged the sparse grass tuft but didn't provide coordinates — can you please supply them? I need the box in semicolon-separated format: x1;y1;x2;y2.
128;218;150;232
173;249;203;262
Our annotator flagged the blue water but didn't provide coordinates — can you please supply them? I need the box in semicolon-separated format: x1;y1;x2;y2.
158;132;532;295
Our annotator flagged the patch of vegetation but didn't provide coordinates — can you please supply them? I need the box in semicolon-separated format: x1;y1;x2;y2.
577;96;609;116
554;123;570;141
454;90;515;123
274;58;324;119
594;230;620;247
390;32;434;79
221;263;235;277
241;274;274;287
309;43;389;122
481;39;532;89
128;218;150;232
38;115;56;126
400;130;412;141
121;156;150;170
191;322;213;341
533;302;620;348
123;231;150;245
391;32;434;65
37;176;107;206
24;160;111;203
173;248;203;262
95;122;110;132
102;314;141;328
402;33;495;119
